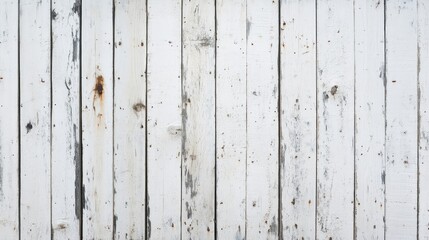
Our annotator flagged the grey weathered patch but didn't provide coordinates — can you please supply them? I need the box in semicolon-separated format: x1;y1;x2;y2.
267;216;278;235
185;201;192;219
185;169;198;198
72;34;78;62
246;19;251;39
72;0;81;14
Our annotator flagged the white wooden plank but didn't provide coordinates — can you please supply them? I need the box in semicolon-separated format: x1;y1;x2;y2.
51;0;81;239
182;0;216;238
216;0;246;239
316;0;355;238
146;0;181;239
113;1;146;239
81;0;113;238
246;0;279;238
280;0;316;238
385;0;418;238
0;0;19;238
354;0;386;239
418;0;429;238
19;0;51;237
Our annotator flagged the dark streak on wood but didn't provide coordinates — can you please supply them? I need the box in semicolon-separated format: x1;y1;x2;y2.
73;123;81;219
147;195;151;239
72;0;81;15
82;184;87;209
268;216;278;235
72;34;78;62
51;9;58;20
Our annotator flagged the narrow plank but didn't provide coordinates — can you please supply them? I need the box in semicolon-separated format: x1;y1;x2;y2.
216;0;246;239
385;0;418;238
354;0;386;238
51;0;81;238
182;0;216;238
316;0;355;238
280;0;316;238
147;0;181;238
0;0;19;238
19;0;51;238
418;0;429;238
246;0;279;238
113;0;146;238
81;0;114;237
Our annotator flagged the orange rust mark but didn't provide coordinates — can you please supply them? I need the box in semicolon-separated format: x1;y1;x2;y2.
92;75;105;127
94;75;104;97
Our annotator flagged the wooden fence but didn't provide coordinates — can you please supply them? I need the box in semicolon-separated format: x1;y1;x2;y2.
0;0;428;239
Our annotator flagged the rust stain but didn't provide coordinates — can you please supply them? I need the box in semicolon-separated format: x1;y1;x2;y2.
92;75;105;127
94;75;104;97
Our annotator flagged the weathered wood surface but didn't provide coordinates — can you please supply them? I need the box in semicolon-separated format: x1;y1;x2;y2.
316;0;355;238
419;0;429;238
113;0;146;239
216;0;246;239
280;0;316;238
0;0;19;238
51;0;81;239
19;0;52;238
147;0;182;239
81;0;113;238
0;1;429;239
385;0;418;239
181;0;216;239
246;0;279;239
354;0;385;239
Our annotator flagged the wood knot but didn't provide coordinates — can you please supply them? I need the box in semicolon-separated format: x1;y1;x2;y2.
132;102;145;113
26;122;33;133
330;85;338;95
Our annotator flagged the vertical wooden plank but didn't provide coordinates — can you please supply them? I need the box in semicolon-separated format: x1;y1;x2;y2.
316;0;354;238
0;0;19;238
19;0;51;237
418;0;429;238
354;0;386;238
51;0;81;238
216;0;246;239
182;0;216;238
113;0;146;239
385;0;418;238
147;0;181;239
81;0;113;238
246;0;279;238
279;0;316;238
